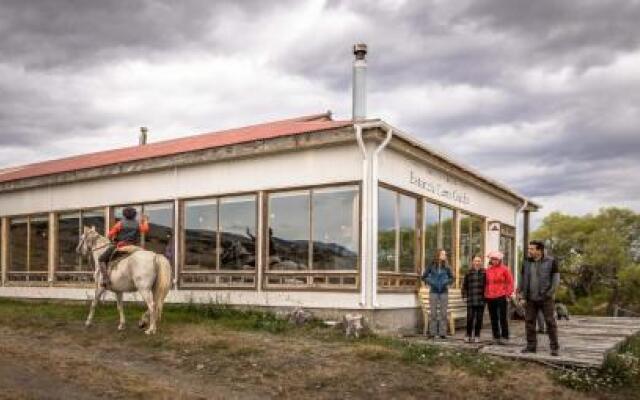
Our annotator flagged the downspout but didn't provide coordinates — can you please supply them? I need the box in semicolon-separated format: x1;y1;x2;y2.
514;200;528;290
355;123;393;308
371;127;393;308
355;124;367;307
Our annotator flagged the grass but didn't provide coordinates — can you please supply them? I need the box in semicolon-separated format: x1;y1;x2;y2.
552;334;640;392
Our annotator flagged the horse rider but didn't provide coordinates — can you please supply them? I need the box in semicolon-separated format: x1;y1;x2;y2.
99;206;149;287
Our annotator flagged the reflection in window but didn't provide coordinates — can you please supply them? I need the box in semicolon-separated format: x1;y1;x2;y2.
265;185;360;289
500;226;515;276
8;215;49;279
424;202;439;269
377;187;418;274
57;209;105;278
82;209;106;238
143;203;174;260
423;202;455;269
459;214;484;277
58;212;81;272
184;199;217;270
441;207;454;265
220;195;257;270
268;191;310;270
29;215;49;272
312;186;359;270
9;218;28;272
399;194;417;273
377;187;396;271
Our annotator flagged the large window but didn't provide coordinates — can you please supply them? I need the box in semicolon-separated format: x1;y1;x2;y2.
266;185;359;289
377;187;419;290
143;202;174;260
459;213;484;285
182;195;257;288
8;215;49;283
56;209;105;284
423;201;455;278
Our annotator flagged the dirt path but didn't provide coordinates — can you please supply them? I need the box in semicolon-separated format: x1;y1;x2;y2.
0;301;600;400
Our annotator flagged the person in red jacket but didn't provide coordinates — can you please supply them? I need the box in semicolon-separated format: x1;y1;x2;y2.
485;250;514;345
98;207;149;288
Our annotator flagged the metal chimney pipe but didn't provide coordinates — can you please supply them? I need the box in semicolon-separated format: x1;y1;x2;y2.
352;43;367;121
139;127;148;145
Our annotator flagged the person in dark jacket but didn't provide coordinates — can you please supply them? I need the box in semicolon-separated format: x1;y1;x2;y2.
518;240;561;356
461;255;486;343
421;249;454;339
98;207;149;288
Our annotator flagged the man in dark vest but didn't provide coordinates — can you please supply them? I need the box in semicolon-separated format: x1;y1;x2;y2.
518;240;561;356
98;207;149;287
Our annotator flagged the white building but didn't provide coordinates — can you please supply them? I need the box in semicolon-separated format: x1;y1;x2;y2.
0;45;538;332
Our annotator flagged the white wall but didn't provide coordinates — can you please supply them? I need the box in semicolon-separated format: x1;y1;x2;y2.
377;147;518;226
0;144;363;216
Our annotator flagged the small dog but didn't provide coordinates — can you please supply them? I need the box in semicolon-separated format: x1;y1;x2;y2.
343;313;364;338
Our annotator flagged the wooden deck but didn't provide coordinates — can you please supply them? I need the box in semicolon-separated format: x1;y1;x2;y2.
406;317;640;368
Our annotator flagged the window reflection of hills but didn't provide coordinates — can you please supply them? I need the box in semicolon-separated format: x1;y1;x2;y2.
184;228;357;271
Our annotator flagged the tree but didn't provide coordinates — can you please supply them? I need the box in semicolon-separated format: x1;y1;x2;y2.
531;207;640;314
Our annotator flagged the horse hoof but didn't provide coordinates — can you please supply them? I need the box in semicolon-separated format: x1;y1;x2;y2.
118;324;125;331
138;321;147;329
85;322;92;329
145;328;156;335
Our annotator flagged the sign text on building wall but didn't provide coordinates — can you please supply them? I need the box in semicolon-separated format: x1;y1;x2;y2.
410;170;471;205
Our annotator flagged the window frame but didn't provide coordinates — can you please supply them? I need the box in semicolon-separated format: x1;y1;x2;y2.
377;183;421;292
7;214;49;284
180;192;258;289
263;182;361;291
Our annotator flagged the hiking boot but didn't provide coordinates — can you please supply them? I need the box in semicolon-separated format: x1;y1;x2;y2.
439;335;447;340
473;337;481;343
464;336;471;343
551;349;560;357
521;347;536;354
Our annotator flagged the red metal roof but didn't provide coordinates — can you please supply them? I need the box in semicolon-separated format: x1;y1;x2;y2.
0;113;352;184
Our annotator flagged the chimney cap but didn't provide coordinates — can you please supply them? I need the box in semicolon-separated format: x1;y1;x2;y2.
353;43;367;60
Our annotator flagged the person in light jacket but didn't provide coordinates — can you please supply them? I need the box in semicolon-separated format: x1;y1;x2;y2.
422;249;454;339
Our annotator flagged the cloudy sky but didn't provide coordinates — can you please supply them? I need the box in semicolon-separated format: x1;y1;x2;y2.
1;0;639;226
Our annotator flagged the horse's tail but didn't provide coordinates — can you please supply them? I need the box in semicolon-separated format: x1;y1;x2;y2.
153;254;172;321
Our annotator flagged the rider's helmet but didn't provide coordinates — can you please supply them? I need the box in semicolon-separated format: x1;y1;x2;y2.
122;206;137;220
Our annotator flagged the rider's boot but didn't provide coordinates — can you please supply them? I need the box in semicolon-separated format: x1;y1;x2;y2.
99;261;110;288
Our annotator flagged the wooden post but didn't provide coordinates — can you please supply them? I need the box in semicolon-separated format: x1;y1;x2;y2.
256;191;264;292
454;210;461;288
173;199;180;289
1;217;7;286
48;212;56;285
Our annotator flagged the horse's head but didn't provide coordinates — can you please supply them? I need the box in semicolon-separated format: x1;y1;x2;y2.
76;226;100;256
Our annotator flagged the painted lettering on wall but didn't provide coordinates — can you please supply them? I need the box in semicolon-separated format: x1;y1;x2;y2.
410;170;471;205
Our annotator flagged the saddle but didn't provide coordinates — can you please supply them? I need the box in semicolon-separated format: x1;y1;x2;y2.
107;245;142;270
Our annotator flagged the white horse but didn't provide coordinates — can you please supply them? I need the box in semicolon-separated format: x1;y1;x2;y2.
76;226;172;334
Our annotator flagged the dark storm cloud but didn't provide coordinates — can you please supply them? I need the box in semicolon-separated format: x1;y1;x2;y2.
461;0;640;69
0;0;282;70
